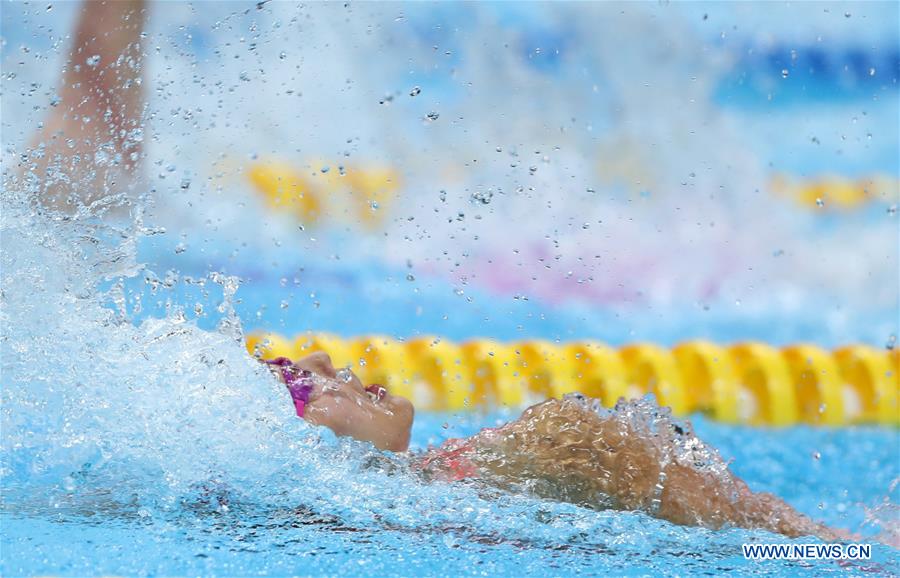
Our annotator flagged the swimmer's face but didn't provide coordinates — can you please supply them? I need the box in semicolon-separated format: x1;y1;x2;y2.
284;352;414;452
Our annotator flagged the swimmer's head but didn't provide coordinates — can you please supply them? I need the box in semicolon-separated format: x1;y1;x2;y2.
266;352;414;452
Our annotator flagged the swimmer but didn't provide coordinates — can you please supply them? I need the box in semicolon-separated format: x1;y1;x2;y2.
266;352;852;542
29;0;854;544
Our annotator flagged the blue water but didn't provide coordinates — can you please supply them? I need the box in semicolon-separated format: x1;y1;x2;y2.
2;204;898;578
3;411;899;577
2;212;897;577
132;231;898;348
2;1;899;576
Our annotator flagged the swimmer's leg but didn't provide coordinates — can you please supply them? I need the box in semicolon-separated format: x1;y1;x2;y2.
29;0;145;212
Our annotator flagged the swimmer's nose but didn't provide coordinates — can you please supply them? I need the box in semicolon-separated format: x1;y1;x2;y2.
294;351;338;378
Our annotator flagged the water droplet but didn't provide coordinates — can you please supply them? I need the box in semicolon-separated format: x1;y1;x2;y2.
358;358;367;367
336;368;355;383
886;334;897;350
279;51;287;60
887;205;897;217
470;190;493;205
815;198;825;207
180;178;191;190
818;403;827;414
409;86;421;97
425;111;439;121
280;300;289;309
174;243;187;254
239;71;251;82
869;67;876;76
781;69;789;78
812;451;821;460
370;200;379;211
320;166;330;174
406;273;415;281
85;55;101;68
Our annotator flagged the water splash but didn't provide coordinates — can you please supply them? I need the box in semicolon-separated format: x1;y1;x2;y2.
0;182;689;550
0;185;300;501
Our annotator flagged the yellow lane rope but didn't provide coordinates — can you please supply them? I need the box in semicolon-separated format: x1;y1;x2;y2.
246;333;899;426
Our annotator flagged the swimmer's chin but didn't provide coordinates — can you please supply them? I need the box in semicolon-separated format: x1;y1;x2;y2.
375;395;414;452
303;394;414;453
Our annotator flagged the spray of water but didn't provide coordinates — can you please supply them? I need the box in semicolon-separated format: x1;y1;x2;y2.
0;179;635;547
0;181;300;497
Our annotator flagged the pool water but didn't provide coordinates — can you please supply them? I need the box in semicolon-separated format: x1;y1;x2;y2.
1;199;896;576
3;411;898;577
2;2;898;576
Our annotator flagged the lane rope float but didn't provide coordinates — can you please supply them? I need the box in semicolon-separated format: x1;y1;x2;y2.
246;333;899;426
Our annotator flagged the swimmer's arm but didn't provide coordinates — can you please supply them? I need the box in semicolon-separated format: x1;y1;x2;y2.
29;0;145;210
658;459;845;540
462;399;844;540
459;400;662;508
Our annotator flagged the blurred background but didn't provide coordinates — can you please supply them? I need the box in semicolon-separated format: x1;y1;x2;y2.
3;0;898;347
